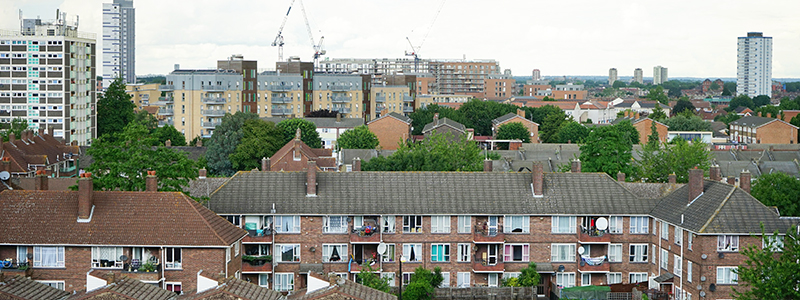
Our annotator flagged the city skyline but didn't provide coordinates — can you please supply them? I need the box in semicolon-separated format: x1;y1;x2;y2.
4;0;800;78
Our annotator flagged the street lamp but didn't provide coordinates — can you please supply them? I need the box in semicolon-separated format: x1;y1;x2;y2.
399;254;406;300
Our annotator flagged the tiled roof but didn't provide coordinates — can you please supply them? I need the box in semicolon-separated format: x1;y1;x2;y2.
288;278;395;300
2;130;79;174
269;137;336;170
68;277;176;300
730;115;798;129
0;190;246;246
263;117;364;129
421;118;466;134
492;113;539;126
183;277;284;300
0;275;71;300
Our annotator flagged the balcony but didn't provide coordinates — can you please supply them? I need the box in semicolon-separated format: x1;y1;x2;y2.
157;109;174;116
158;85;174;91
351;225;381;244
202;85;226;92
473;256;504;273
331;95;350;103
578;255;609;273
202;121;222;128
158;120;174;127
266;85;294;92
331;107;351;114
271;96;293;104
201;109;226;117
122;269;161;282
403;106;413;113
156;96;173;105
202;97;226;104
473;225;504;243
374;95;386;103
330;84;351;92
402;95;414;102
242;258;273;273
243;229;273;243
271;108;293;116
375;104;386;112
578;226;610;244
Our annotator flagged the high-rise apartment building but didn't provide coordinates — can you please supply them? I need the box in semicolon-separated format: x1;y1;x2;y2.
532;69;541;81
159;69;242;139
633;68;643;84
0;11;97;145
737;32;772;98
653;66;668;85
608;68;618;85
102;0;135;88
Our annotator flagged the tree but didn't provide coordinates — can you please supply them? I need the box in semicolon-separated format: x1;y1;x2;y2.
496;122;531;143
363;133;483;172
337;125;379;150
579;124;637;177
715;112;741;125
0;117;28;142
403;267;444;300
728;95;755;111
672;99;695;116
791;116;800;143
636;138;711;183
306;109;338;118
501;262;540;287
357;264;391;293
554;121;589;144
522;104;563;126
647;86;668;104
205;112;260;176
754;105;781;119
539;112;569;143
751;172;800;216
408;104;466;135
275;118;323;148
722;82;736;96
663;115;712;132
753;95;772;107
457;99;518;136
132;110;158;133
613;119;641;145
734;225;800;300
612;80;627;89
645;121;660;151
86;122;197;192
779;96;800;110
649;103;667;121
709;82;720;91
153;125;186;146
96;77;135;139
229;119;284;171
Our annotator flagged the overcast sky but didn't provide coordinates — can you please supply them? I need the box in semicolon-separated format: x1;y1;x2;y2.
3;0;800;79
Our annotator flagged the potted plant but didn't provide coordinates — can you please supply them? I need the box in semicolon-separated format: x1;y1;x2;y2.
242;255;271;266
138;261;156;272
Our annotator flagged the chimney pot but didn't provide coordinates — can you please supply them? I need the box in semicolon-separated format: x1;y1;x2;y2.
668;173;677;184
353;158;361;172
165;139;171;147
709;164;721;181
146;171;158;192
199;168;207;179
688;168;704;203
740;170;751;194
78;173;93;220
261;157;270;172
306;161;317;196
37;128;44;137
570;159;581;173
483;159;492;172
9;132;15;143
617;171;625;182
532;162;543;196
35;170;48;190
47;126;53;136
336;113;341;122
196;139;203;147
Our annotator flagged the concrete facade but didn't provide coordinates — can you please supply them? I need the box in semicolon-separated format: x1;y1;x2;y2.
737;32;772;98
102;0;135;88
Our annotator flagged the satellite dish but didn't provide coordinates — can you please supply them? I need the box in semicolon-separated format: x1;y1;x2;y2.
596;217;609;230
377;243;388;255
0;171;9;181
697;285;702;290
557;265;565;272
577;246;585;255
701;254;708;260
699;291;706;297
700;276;706;282
119;255;128;262
709;284;716;292
718;252;724;259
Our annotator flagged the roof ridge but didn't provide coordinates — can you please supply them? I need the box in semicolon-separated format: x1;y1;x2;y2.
698;184;737;233
209;171;243;199
183;192;229;246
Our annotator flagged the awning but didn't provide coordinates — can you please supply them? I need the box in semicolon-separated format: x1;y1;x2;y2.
299;263;323;274
653;272;674;283
536;262;554;273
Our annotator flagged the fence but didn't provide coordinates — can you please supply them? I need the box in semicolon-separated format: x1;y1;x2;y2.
431;286;542;300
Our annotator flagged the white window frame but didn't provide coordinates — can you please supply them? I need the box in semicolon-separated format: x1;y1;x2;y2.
556;272;576;288
688;232;693;250
717;235;739;252
403;216;423;233
165;282;182;294
652;245;657;264
661;221;669;241
457;272;471;288
551;244;576;262
234;242;240;257
403;243;422;262
381;243;396;262
505;243;530;262
673;255;682;276
16;246;27;264
488;273;499;287
551;216;576;234
431;216;451;233
457;243;471;262
91;247;124;268
629;272;648;284
381;272;396;287
276;244;301;262
275;215;301;233
440;272;451;287
608;244;622;262
608;273;622;284
323;216;348;234
630;216;649;234
226;246;231;263
581;273;591;286
504;215;531;233
687;261;693;282
457;216;471;233
275;273;295;291
36;280;65;290
402;272;412;286
322;244;348;262
33;246;64;268
763;235;784;252
431;243;450;262
660;249;668;270
675;227;683;245
609;216;623;234
382;215;395;233
258;274;270;288
716;266;738;285
629;244;648;263
165;248;182;269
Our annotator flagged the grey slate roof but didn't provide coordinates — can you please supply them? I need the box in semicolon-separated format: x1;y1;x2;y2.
422;117;467;134
68;277;177;300
729;115;786;128
183;277;285;300
368;112;412;125
262;117;364;129
0;275;70;300
492;113;537;126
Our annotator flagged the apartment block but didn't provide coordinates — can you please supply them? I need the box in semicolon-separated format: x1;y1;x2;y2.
484;76;515;101
159;69;242;139
125;83;159;109
633;68;643;84
608;68;618;85
312;74;364;118
737;32;772;98
102;0;135;88
218;55;258;113
0;11;97;145
553;84;587;100
653;66;668;85
429;60;501;97
729;115;798;144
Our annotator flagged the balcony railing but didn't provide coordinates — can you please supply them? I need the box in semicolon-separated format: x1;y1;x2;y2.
158;85;174;91
331;95;350;103
271;108;293;115
271;96;293;104
375;104;386;112
330;84;352;91
202;97;226;104
242;259;273;272
243;229;273;243
201;109;226;117
374;95;386;102
403;95;414;102
202;85;226;92
474;225;504;243
578;255;609;272
158;109;174;116
158;120;174;127
331;107;351;114
579;226;610;243
472;255;504;272
156;96;173;105
266;85;294;92
202;121;222;128
403;106;414;112
351;225;381;243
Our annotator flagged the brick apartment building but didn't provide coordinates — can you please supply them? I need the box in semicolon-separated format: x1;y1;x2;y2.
729;115;799;144
0;172;247;294
1;128;80;178
367;112;412;150
266;129;335;172
205;162;795;299
612;114;669;145
491;109;539;143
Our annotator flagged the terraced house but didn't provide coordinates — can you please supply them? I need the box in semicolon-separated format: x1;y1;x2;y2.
206;161;796;299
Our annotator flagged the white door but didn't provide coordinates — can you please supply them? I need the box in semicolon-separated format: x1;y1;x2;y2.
488;216;498;235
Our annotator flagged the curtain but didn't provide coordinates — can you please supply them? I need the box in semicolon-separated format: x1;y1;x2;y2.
41;247;57;267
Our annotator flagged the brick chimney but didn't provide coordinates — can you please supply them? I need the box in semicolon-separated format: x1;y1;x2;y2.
570;159;581;173
261;157;270;171
353;158;361;172
668;173;676;185
740;170;751;194
35;170;48;190
78;173;93;220
145;171;157;192
532;162;543;197
517;109;525;118
196;139;203;147
727;176;735;185
617;172;625;182
433;113;439;124
199;168;207;179
709;164;721;181
9;132;15;143
483;159;492;172
37;128;44;137
165;139;172;147
336;113;341;122
47;126;53;136
306;161;317;197
688;168;704;203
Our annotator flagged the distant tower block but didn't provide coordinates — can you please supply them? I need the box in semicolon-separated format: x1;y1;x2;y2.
532;69;541;81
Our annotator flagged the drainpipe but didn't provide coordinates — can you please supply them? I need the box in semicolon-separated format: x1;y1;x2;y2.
160;246;166;288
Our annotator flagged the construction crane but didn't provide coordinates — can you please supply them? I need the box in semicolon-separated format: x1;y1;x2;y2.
271;0;325;63
298;0;326;64
271;0;296;62
404;0;446;72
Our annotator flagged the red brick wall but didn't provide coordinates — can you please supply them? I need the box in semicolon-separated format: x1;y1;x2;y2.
523;85;550;97
757;120;798;144
368;117;410;150
552;90;588;100
495;118;539;143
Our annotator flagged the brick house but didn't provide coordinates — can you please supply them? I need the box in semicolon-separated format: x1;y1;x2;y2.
422;114;471;142
205;162;795;299
613;115;669;144
0;172;247;295
0;128;80;178
729;115;799;144
267;129;336;172
367;112;412;150
491;109;539;143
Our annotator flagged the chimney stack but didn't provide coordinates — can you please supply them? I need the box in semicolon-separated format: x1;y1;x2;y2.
145;171;158;192
668;173;677;185
196;139;203;147
532;162;543;197
165;139;172;147
433;113;439;124
37;128;44;137
740;170;751;194
353;158;361;172
727;176;735;185
306;161;317;197
9;132;15;143
688;168;704;202
336;113;341;122
517;109;525;118
47;126;53;136
617;172;625;182
570;159;581;173
199;168;207;179
78;173;93;220
709;164;721;181
1;157;9;173
261;157;270;172
483;159;492;172
35;170;48;190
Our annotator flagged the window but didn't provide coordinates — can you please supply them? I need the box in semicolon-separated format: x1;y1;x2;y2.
16;247;27;265
275;273;294;291
608;273;622;284
661;222;669;240
234;243;240;256
717;235;739;252
440;272;451;287
457;244;471;262
717;267;738;284
165;282;182;294
275;216;301;233
224;215;241;226
258;274;270;288
382;215;395;233
323;216;348;233
505;244;530;262
488;273;499;287
675;227;683;245
688;232;693;250
629;272;648;284
431;216;450;233
581;273;591;286
37;281;65;290
629;244;648;263
402;273;412;286
608;244;622;262
403;244;422;262
92;247;123;268
431;244;450;262
763;235;784;252
33;246;64;268
381;244;396;262
551;244;576;262
609;216;623;234
277;244;300;262
556;273;576;288
322;244;347;262
381;273;395;287
457;272;471;288
551;216;576;233
165;248;182;269
506;216;530;233
674;255;682;276
687;261;693;282
227;246;231;263
457;216;471;233
660;249;668;270
403;216;423;233
630;217;649;234
652;245;656;264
